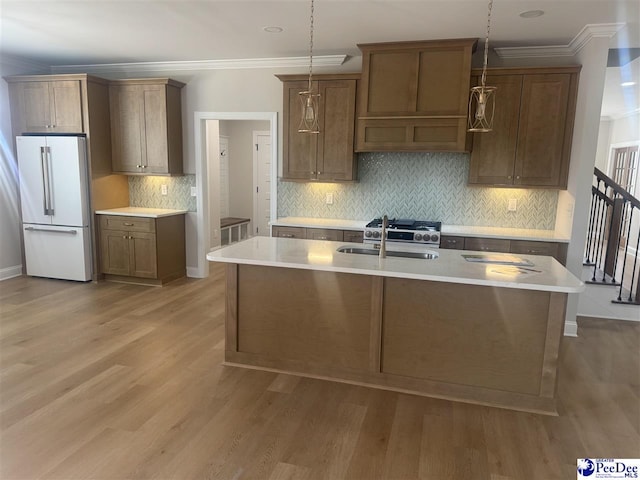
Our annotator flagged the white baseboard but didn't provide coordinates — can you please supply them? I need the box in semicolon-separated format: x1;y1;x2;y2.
0;265;23;281
186;266;204;278
564;320;578;337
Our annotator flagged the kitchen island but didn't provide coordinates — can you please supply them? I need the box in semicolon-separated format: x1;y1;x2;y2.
207;237;583;414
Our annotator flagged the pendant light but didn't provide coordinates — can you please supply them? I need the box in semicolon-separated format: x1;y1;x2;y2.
298;0;320;134
468;0;497;132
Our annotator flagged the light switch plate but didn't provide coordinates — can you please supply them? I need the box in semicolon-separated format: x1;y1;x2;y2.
190;186;197;197
161;184;168;196
508;198;517;211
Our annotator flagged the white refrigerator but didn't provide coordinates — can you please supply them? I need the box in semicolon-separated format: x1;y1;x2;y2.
17;135;92;281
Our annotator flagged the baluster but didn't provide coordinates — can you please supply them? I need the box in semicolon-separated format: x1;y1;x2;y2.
610;199;627;283
586;187;598;263
624;207;638;302
630;212;640;303
592;195;606;282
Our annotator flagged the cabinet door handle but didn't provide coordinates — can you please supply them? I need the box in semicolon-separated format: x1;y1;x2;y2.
280;233;294;238
507;175;512;179
123;222;134;226
318;236;329;240
122;235;127;239
516;175;520;179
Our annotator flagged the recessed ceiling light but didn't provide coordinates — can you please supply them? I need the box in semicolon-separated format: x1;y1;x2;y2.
263;26;284;33
621;81;637;87
519;10;545;18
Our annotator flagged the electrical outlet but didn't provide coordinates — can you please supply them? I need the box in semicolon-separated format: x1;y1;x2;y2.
508;198;517;211
325;192;334;205
161;184;168;196
190;186;197;197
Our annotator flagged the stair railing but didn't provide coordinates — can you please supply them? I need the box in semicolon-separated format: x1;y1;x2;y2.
584;167;640;305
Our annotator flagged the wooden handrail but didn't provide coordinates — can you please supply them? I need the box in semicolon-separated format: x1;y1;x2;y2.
594;167;640;208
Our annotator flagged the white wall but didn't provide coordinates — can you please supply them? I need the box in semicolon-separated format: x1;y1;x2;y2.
0;59;49;279
611;112;640;145
227;120;270;220
554;36;611;335
595;119;612;172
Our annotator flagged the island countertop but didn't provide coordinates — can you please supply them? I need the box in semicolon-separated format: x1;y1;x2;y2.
206;237;583;293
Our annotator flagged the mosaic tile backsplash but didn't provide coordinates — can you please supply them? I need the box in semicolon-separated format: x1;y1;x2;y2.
129;175;196;211
278;153;559;230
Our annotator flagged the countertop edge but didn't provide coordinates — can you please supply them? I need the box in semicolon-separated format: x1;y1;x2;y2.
95;208;188;218
270;217;570;242
206;239;584;294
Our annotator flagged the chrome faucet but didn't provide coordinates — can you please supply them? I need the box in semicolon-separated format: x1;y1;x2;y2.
380;214;388;258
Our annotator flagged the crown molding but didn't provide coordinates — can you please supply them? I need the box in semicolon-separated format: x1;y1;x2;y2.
602;108;640;121
50;54;349;75
495;23;625;59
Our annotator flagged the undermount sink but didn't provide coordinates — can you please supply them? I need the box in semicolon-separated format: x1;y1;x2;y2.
336;246;439;260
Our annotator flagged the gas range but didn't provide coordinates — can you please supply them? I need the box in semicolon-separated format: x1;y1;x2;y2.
363;218;442;247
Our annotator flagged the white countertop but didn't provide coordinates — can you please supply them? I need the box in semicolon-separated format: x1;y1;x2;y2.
207;237;583;293
441;225;570;242
95;207;188;218
270;217;569;242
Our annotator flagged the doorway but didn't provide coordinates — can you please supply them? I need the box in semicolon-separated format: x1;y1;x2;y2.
194;112;278;278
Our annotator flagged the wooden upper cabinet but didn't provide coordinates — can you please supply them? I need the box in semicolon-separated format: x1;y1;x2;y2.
469;66;580;189
7;78;83;133
356;39;477;152
277;74;358;182
109;78;185;176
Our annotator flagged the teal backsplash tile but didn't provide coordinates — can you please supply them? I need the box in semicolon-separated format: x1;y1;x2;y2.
129;175;196;211
277;153;558;229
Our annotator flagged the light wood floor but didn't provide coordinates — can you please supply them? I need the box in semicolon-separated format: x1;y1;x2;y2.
1;264;638;480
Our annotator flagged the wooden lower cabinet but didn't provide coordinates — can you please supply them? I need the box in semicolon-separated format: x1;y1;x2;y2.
98;214;185;285
225;264;567;414
305;228;343;241
343;229;364;243
271;226;306;239
272;226;364;243
440;235;568;265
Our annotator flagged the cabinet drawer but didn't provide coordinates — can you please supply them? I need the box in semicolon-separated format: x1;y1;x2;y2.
343;230;364;243
440;235;465;250
272;226;306;239
306;228;344;242
99;215;156;233
464;237;511;253
511;240;567;265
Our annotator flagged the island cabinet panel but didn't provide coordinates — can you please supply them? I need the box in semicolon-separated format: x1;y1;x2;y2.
234;265;375;373
381;279;550;395
468;66;580;188
356;39;476;152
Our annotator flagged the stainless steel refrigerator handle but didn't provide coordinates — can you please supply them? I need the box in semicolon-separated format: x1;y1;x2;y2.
24;226;78;235
40;147;50;216
45;146;55;216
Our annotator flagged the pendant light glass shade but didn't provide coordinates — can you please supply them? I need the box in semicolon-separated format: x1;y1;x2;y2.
468;0;496;133
298;0;320;134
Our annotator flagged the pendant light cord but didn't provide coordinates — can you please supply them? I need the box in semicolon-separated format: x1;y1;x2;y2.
481;0;493;88
308;0;315;92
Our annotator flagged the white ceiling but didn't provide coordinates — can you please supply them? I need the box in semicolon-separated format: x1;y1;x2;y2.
1;0;638;117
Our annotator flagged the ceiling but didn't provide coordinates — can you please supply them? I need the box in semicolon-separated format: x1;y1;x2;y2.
1;0;638;117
